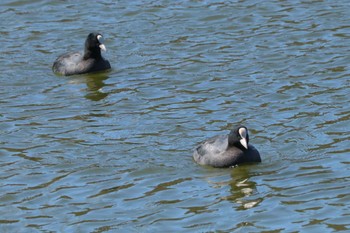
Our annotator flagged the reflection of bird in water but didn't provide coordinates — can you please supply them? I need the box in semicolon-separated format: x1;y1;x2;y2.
206;166;262;210
84;74;109;101
67;73;110;101
233;178;260;209
229;166;262;210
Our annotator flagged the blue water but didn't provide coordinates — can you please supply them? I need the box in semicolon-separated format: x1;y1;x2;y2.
1;0;350;232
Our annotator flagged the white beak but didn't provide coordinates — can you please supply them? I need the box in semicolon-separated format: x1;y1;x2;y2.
240;138;248;149
238;127;248;149
99;44;106;51
97;35;106;51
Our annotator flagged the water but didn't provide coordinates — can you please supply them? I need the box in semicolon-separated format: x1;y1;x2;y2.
1;0;350;232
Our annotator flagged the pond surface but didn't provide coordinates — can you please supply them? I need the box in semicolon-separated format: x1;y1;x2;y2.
1;0;350;232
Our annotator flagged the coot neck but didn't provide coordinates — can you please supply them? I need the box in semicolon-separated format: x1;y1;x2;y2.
83;47;102;60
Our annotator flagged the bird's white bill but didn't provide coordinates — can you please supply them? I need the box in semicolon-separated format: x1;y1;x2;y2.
240;138;248;149
99;44;107;51
97;35;106;51
238;127;248;149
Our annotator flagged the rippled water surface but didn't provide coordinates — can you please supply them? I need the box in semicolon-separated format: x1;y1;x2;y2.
1;0;350;232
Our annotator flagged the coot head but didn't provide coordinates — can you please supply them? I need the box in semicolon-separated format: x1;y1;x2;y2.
84;32;107;59
228;125;250;150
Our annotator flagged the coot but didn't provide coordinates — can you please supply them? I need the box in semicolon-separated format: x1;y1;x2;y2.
193;125;261;168
52;32;111;76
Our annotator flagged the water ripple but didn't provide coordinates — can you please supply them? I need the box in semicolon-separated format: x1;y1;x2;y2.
1;0;350;232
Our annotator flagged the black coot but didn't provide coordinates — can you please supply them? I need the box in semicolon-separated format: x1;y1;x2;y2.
52;32;111;76
193;125;261;168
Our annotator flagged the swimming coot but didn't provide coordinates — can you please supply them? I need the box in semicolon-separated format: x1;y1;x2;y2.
193;125;261;168
52;32;111;76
